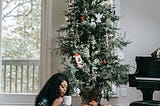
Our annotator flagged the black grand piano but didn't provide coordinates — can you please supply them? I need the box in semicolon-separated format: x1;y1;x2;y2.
129;56;160;106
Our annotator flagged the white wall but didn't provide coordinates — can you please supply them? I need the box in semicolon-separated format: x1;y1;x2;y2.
113;0;160;106
120;0;160;65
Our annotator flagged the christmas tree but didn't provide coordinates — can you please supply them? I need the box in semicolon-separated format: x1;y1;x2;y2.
56;0;130;100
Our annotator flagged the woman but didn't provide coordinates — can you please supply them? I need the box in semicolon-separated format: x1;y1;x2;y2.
35;73;70;106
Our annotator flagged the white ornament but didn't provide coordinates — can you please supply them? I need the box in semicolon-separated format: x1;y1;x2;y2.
68;0;74;7
95;13;103;23
90;18;96;28
68;0;74;10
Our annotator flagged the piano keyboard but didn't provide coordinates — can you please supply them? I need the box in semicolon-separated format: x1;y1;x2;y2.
136;77;160;81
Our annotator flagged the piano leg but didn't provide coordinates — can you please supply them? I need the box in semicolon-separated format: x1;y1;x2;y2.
140;89;154;101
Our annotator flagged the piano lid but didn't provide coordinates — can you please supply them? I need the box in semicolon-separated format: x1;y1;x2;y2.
136;56;160;61
135;56;160;78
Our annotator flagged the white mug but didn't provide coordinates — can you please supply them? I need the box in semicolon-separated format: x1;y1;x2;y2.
63;96;72;106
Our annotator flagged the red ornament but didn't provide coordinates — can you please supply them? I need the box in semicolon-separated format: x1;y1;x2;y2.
73;53;84;68
80;16;86;21
73;53;82;64
103;59;108;65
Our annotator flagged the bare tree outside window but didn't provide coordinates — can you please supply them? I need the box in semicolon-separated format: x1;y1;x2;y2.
1;0;41;93
2;0;40;59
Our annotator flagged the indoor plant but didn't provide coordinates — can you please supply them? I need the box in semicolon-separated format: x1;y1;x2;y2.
56;0;130;105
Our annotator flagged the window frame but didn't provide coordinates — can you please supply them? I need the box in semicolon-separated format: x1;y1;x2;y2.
0;0;53;105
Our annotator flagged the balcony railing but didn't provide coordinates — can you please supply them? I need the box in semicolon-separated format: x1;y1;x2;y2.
1;59;40;93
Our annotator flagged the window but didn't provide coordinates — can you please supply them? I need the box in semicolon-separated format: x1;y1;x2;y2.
1;0;41;93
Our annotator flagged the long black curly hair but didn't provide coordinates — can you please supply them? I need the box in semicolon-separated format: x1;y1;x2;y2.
35;73;70;106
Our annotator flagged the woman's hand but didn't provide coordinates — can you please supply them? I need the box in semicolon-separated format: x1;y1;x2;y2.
52;97;63;106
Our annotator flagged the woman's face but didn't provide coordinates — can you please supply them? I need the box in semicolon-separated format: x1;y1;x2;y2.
59;80;68;97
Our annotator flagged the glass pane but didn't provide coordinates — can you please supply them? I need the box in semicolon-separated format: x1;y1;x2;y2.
1;0;41;93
